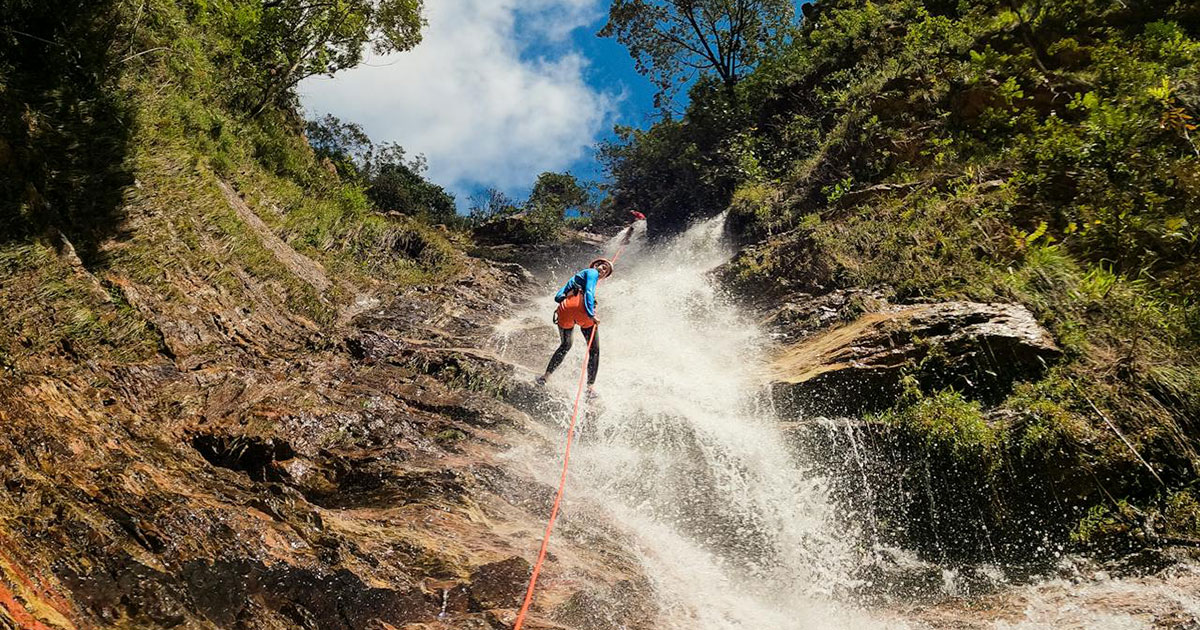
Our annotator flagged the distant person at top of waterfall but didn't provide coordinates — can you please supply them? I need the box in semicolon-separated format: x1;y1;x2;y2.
621;210;646;245
536;258;614;397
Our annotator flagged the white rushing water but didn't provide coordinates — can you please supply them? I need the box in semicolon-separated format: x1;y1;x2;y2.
495;215;889;629
493;215;1200;630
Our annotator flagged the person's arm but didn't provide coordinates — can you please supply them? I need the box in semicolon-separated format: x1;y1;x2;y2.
554;277;574;303
582;268;599;317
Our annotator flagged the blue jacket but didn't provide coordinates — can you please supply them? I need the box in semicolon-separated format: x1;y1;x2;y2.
555;268;600;317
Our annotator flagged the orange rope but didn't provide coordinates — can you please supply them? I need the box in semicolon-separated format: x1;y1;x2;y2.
511;229;634;630
510;321;594;630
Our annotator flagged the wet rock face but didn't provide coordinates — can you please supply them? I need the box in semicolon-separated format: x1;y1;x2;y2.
784;416;1080;568
0;254;653;630
554;580;656;630
763;298;1084;569
471;228;609;280
767;301;1061;415
468;556;530;610
60;553;436;630
191;433;298;482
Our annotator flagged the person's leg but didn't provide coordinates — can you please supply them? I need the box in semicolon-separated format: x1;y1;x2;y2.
541;326;573;381
580;326;600;385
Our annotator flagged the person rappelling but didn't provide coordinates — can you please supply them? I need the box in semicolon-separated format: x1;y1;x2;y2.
621;210;646;245
535;258;614;398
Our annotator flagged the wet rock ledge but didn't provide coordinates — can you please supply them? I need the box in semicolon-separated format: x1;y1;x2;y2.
758;291;1075;567
766;300;1062;415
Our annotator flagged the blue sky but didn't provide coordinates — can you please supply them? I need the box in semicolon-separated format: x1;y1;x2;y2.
300;0;660;210
523;11;660;185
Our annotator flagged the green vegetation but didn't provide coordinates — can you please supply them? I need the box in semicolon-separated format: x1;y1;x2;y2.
603;0;1200;554
469;171;605;243
879;390;1001;465
209;0;426;116
0;0;462;369
600;0;795;103
306;114;459;225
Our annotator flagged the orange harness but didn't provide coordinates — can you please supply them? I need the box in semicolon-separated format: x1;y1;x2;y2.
554;292;595;330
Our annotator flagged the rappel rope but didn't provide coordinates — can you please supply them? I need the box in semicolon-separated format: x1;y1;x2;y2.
511;227;634;630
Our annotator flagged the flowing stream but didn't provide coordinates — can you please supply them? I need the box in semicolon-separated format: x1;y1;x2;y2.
493;216;1200;630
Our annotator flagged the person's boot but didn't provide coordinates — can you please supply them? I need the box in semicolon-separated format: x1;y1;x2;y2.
585;386;599;400
535;374;548;386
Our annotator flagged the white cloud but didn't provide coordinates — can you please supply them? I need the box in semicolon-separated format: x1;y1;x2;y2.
299;0;615;202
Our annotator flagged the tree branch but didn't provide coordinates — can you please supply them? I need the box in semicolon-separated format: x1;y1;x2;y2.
730;0;749;79
252;6;350;117
1004;0;1050;74
119;46;169;64
680;2;730;83
698;2;727;77
649;23;711;59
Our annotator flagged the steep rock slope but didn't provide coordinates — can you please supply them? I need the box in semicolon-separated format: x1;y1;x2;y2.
0;183;649;629
0;2;649;628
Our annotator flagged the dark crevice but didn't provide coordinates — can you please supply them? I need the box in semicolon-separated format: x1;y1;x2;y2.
190;433;296;482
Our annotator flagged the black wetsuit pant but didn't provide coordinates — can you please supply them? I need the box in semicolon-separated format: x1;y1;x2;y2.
544;326;599;385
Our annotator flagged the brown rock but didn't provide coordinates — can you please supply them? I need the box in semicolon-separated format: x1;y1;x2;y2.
555;590;619;630
767;301;1061;414
321;156;339;177
469;556;531;610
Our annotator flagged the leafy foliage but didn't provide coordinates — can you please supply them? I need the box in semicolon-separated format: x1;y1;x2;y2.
604;0;1200;556
599;80;755;235
305;114;457;223
0;0;137;262
467;188;520;224
470;172;597;244
599;0;795;105
528;171;589;212
236;0;426;115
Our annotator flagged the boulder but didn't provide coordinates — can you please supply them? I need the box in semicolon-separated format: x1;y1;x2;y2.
767;301;1061;414
760;288;890;343
471;228;608;279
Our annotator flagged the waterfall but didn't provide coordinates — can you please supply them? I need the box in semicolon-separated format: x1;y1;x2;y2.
496;215;892;629
493;215;1200;629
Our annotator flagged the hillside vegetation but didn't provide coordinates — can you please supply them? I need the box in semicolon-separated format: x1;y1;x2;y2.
601;0;1200;556
0;0;469;374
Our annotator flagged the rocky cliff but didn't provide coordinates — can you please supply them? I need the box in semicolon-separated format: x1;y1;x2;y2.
0;170;658;629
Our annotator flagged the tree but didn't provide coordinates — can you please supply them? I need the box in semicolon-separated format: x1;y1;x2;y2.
305;114;455;222
306;114;373;177
528;172;589;214
598;117;741;235
598;0;794;105
468;189;518;224
366;147;457;223
247;0;427;116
